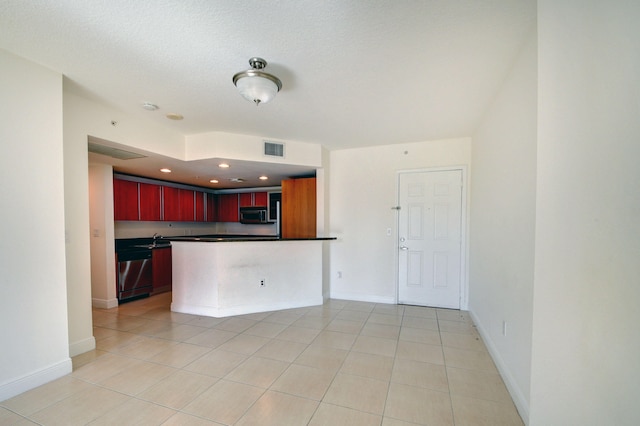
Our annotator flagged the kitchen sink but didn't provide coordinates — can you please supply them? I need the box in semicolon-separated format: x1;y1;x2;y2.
132;243;171;249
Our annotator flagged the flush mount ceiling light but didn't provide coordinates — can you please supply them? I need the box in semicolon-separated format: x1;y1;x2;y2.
232;57;282;105
165;113;184;120
142;102;158;111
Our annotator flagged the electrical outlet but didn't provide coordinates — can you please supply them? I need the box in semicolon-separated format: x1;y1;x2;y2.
337;271;342;278
260;279;266;287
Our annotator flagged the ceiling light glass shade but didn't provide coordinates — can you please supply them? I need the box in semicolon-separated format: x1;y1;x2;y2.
233;58;282;105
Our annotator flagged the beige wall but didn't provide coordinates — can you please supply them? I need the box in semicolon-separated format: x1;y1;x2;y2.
0;50;71;400
63;91;186;356
468;29;537;420
530;2;640;424
186;131;323;167
329;138;471;303
88;164;117;308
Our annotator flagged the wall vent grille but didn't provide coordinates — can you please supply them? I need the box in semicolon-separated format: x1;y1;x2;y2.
264;141;285;158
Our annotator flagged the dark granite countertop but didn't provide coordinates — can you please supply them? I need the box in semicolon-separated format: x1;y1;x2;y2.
116;235;335;252
166;235;336;243
115;237;172;252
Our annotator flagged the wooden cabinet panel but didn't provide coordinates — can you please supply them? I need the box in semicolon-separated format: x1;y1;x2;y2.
179;189;195;221
163;187;196;221
115;175;217;223
253;191;268;207
206;193;217;222
113;178;138;220
282;177;316;238
239;192;253;207
162;186;181;221
151;247;172;294
115;174;276;224
195;191;206;222
139;183;162;221
217;193;239;222
239;191;268;207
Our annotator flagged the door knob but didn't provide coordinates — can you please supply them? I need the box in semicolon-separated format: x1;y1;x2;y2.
399;245;409;250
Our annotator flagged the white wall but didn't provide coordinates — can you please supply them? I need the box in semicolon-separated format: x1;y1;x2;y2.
0;50;72;400
64;91;185;332
531;2;640;425
319;147;331;299
186;131;323;167
88;164;118;309
468;30;537;421
63;93;95;356
171;240;323;317
329;138;471;303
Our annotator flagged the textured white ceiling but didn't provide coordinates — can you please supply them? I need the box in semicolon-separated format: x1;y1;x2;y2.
0;0;536;152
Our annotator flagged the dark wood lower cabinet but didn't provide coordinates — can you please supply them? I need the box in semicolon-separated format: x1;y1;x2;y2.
151;247;172;294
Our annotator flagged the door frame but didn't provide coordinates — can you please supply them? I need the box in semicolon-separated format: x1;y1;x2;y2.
394;166;469;310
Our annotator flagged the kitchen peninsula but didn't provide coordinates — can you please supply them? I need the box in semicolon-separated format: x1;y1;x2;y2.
168;236;335;317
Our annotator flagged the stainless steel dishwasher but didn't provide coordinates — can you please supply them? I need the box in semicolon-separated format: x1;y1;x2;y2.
117;248;152;303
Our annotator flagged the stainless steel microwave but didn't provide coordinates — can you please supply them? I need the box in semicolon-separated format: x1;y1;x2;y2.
239;206;269;224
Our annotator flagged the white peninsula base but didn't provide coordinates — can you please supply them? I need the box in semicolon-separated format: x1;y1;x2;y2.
170;240;325;317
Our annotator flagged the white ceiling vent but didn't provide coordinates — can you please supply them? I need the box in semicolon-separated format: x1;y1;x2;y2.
88;141;147;160
264;140;285;158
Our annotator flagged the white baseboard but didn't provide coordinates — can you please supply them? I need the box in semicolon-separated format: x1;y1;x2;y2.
171;297;324;318
329;291;396;304
469;310;530;425
69;336;96;357
0;358;72;402
92;297;118;309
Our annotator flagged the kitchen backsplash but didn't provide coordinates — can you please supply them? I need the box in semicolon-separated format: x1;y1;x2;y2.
114;221;278;239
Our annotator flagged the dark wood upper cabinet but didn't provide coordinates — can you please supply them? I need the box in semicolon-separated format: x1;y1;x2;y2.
195;191;206;222
162;186;181;221
239;192;253;207
253;191;268;207
282;177;316;238
206;193;217;222
217;193;239;222
139;182;162;221
113;178;138;220
239;191;268;207
179;189;195;221
114;174;275;224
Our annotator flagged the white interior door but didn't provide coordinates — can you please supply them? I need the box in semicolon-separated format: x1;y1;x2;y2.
398;169;463;308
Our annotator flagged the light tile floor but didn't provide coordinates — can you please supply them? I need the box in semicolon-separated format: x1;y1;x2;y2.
1;293;524;425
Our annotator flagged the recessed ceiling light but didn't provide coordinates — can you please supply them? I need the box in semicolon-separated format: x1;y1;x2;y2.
209;179;219;184
166;113;184;120
218;163;230;168
142;102;159;111
259;175;268;180
160;168;171;173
